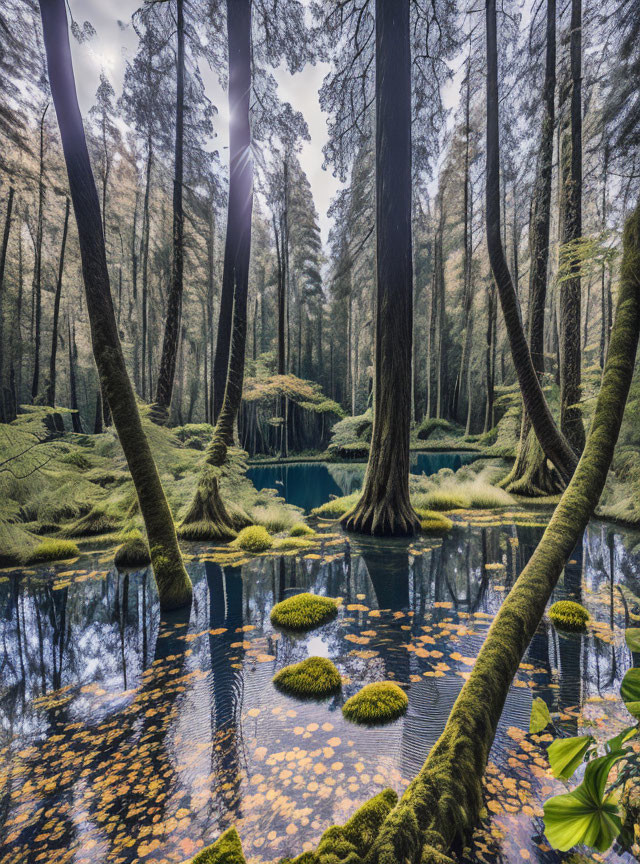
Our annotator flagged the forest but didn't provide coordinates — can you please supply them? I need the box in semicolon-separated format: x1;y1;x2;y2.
1;0;640;862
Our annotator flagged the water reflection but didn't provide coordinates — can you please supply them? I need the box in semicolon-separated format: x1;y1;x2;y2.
0;518;637;863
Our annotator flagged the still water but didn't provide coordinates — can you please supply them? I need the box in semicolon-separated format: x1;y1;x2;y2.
1;515;639;863
247;452;478;512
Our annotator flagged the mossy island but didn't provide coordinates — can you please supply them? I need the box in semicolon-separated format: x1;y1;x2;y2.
270;593;339;632
342;681;409;725
548;600;590;632
273;656;342;699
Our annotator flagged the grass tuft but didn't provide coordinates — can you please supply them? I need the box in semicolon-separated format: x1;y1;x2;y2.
231;525;273;552
23;539;79;564
273;656;342;699
342;681;408;725
417;489;472;511
62;506;121;537
114;530;151;568
289;522;316;537
272;537;314;551
548;600;590;632
312;491;361;518
271;592;339;632
416;510;453;534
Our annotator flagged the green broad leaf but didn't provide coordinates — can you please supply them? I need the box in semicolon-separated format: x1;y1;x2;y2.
547;735;595;780
530;697;552;734
606;725;638;753
621;668;640;719
543;751;625;853
625;628;640;652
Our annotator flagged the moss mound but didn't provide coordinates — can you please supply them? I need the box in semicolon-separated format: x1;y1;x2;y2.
416;417;457;441
419;489;472;511
312;491;361;518
114;531;151;568
231;525;273;552
273;656;342;699
272;537;314;551
62;506;121;537
24;540;79;564
177;519;237;542
271;592;339;632
190;827;246;863
548;600;590;631
416;510;453;534
289;522;316;537
342;681;408;725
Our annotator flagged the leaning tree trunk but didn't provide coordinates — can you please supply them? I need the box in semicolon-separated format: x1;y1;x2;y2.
180;0;253;540
154;0;185;421
485;0;577;486
342;0;420;537
46;195;70;410
558;0;586;454
503;0;562;495
0;185;14;422
194;197;640;864
39;0;192;611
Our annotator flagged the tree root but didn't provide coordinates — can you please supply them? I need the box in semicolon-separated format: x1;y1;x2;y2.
341;488;420;537
501;425;564;496
178;470;238;541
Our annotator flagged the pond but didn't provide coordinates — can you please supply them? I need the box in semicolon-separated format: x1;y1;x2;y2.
247;452;478;512
1;514;639;864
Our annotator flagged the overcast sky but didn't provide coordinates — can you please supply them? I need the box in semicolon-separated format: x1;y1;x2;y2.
67;0;345;250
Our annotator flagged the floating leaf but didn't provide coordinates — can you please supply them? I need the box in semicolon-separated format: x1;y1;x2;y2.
624;628;640;652
547;735;595;780
620;668;640;719
530;697;552;734
543;751;625;852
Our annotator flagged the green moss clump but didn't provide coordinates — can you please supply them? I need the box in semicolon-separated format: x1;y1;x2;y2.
271;592;339;632
190;827;246;864
114;530;151;568
548;600;590;631
416;417;457;441
273;656;341;699
62;506;121;537
272;537;313;551
177;519;237;542
230;525;273;552
342;681;409;725
311;491;361;518
289;522;316;537
416;510;453;534
419;489;472;511
23;540;80;564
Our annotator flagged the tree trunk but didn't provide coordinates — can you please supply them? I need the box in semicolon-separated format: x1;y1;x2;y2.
0;185;14;422
141;136;152;400
67;317;83;433
189;0;253;485
47;196;70;409
503;0;561;495
154;0;185;420
558;0;585;454
342;0;419;537
39;0;191;611
31;104;48;402
485;0;577;485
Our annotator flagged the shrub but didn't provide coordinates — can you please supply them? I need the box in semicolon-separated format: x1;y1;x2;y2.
342;681;408;725
419;489;472;511
114;531;151;568
271;592;339;631
312;491;361;518
289;522;316;537
416;510;453;534
24;540;79;564
231;525;273;552
548;600;590;632
273;656;342;699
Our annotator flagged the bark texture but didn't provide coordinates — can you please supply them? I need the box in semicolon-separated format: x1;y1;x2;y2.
39;0;191;611
0;185;14;421
342;0;420;537
485;0;577;486
46;195;70;409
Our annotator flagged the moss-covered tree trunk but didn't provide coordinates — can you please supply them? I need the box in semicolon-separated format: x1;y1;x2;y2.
154;0;185;421
342;0;420;537
39;0;192;611
46;195;69;411
486;0;577;486
503;0;561;495
558;0;586;454
0;185;14;422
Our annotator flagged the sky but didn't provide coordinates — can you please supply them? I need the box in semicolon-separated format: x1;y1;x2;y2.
68;0;345;250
